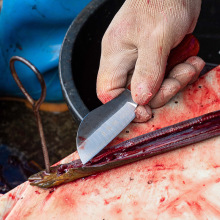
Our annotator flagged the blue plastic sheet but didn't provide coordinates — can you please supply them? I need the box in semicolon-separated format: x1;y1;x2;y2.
0;0;91;102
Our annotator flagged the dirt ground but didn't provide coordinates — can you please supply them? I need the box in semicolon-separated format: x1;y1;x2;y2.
0;100;78;169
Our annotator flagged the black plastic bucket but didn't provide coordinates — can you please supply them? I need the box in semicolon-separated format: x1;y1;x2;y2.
59;0;220;124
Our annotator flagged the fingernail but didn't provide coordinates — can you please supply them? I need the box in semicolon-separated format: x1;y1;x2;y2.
134;106;151;123
135;109;141;119
145;105;152;117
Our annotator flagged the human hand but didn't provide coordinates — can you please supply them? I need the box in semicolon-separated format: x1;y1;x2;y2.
97;0;205;122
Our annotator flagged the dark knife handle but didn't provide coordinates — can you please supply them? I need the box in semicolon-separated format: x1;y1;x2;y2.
165;33;200;75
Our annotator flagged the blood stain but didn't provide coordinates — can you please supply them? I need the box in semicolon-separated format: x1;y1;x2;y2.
9;193;16;200
79;145;85;150
133;201;138;206
160;197;165;202
104;195;121;205
187;201;202;213
44;188;56;203
104;200;109;205
215;178;220;183
170;175;174;181
116;208;122;214
78;136;86;142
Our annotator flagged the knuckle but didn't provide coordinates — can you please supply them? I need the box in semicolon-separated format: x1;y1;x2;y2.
183;63;197;76
172;63;196;78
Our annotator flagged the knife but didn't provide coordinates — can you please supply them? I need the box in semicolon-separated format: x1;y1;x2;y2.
77;89;137;164
76;34;216;164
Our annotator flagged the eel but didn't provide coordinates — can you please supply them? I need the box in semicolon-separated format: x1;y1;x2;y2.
29;109;220;188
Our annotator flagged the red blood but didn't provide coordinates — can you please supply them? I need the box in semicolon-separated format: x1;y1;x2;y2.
116;208;122;214
183;77;220;117
2;194;17;219
104;200;109;205
170;175;174;181
104;195;121;205
23;211;32;218
133;201;138;206
44;188;56;203
35;191;40;195
215;178;220;183
9;193;16;200
79;144;85;150
187;201;202;214
98;93;113;104
3;212;10;220
154;164;166;171
78;136;86;149
165;197;180;210
155;164;164;167
78;136;86;142
103;182;109;188
160;197;165;203
49;188;55;193
57;164;68;175
63;196;76;207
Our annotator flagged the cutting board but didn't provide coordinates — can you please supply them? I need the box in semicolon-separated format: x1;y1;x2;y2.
0;66;220;220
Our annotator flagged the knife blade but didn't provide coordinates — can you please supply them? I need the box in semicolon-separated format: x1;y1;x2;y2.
77;89;137;164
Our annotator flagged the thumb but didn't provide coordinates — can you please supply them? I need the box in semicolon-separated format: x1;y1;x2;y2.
131;38;170;105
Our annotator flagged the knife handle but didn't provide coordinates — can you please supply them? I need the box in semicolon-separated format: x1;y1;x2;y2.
127;33;200;90
165;33;200;75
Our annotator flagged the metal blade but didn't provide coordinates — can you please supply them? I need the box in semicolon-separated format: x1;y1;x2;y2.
77;89;137;164
200;63;217;76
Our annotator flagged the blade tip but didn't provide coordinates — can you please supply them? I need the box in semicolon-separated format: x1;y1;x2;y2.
78;150;91;165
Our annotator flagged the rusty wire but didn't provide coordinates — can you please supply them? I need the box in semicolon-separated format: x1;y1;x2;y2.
9;56;50;173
